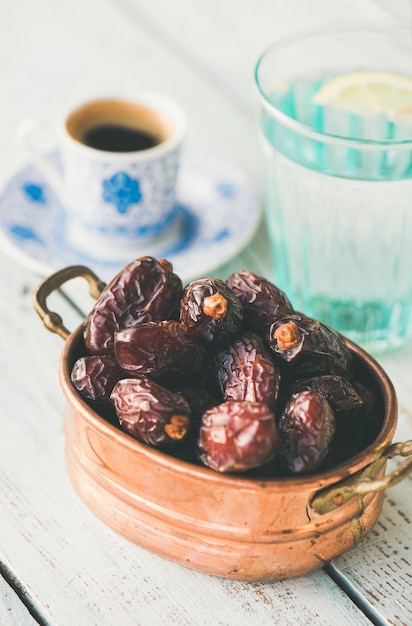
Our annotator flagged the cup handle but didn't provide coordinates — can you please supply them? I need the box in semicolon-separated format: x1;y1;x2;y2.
17;117;66;202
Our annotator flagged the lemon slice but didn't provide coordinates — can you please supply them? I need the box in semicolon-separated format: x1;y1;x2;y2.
312;71;412;122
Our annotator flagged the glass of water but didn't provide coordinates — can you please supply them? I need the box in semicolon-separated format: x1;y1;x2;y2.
255;24;412;354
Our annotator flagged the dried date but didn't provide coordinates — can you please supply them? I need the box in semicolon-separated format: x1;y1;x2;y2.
71;354;131;403
216;332;281;410
114;320;206;386
111;378;191;448
85;256;182;355
288;374;364;419
198;401;279;472
268;314;351;377
278;390;335;474
226;270;293;335
180;278;243;345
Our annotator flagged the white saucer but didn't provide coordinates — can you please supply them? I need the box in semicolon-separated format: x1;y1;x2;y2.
0;145;261;282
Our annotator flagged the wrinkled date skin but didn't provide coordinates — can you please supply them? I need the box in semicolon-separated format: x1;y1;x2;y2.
180;278;243;345
278;390;336;474
289;374;364;420
111;378;191;448
198;401;279;473
85;256;182;355
114;320;206;386
268;314;351;378
216;332;281;410
71;354;138;403
226;270;293;335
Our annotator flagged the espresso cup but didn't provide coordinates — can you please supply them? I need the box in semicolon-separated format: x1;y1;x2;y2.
19;93;187;258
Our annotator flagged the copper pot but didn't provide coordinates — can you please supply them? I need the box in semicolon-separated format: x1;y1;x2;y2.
34;266;412;582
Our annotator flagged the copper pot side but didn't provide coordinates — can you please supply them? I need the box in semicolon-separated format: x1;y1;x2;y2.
59;323;398;581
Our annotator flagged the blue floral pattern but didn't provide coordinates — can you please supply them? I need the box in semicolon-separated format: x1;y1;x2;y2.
102;172;141;214
10;224;42;242
0;146;259;282
23;183;46;203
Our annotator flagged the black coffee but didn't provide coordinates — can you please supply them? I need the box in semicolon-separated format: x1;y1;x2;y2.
82;123;160;152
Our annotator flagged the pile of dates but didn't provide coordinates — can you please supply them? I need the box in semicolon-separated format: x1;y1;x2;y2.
71;256;381;476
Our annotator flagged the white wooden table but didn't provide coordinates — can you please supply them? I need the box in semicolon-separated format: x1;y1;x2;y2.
1;1;411;624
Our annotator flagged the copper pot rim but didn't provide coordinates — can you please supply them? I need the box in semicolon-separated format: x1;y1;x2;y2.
60;322;398;494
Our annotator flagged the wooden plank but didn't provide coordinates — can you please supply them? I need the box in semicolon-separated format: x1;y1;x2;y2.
0;572;37;626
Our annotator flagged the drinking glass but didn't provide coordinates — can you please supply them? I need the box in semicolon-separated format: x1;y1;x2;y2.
255;25;412;354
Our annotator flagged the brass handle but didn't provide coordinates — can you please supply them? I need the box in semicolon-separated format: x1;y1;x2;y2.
312;439;412;515
33;265;106;340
